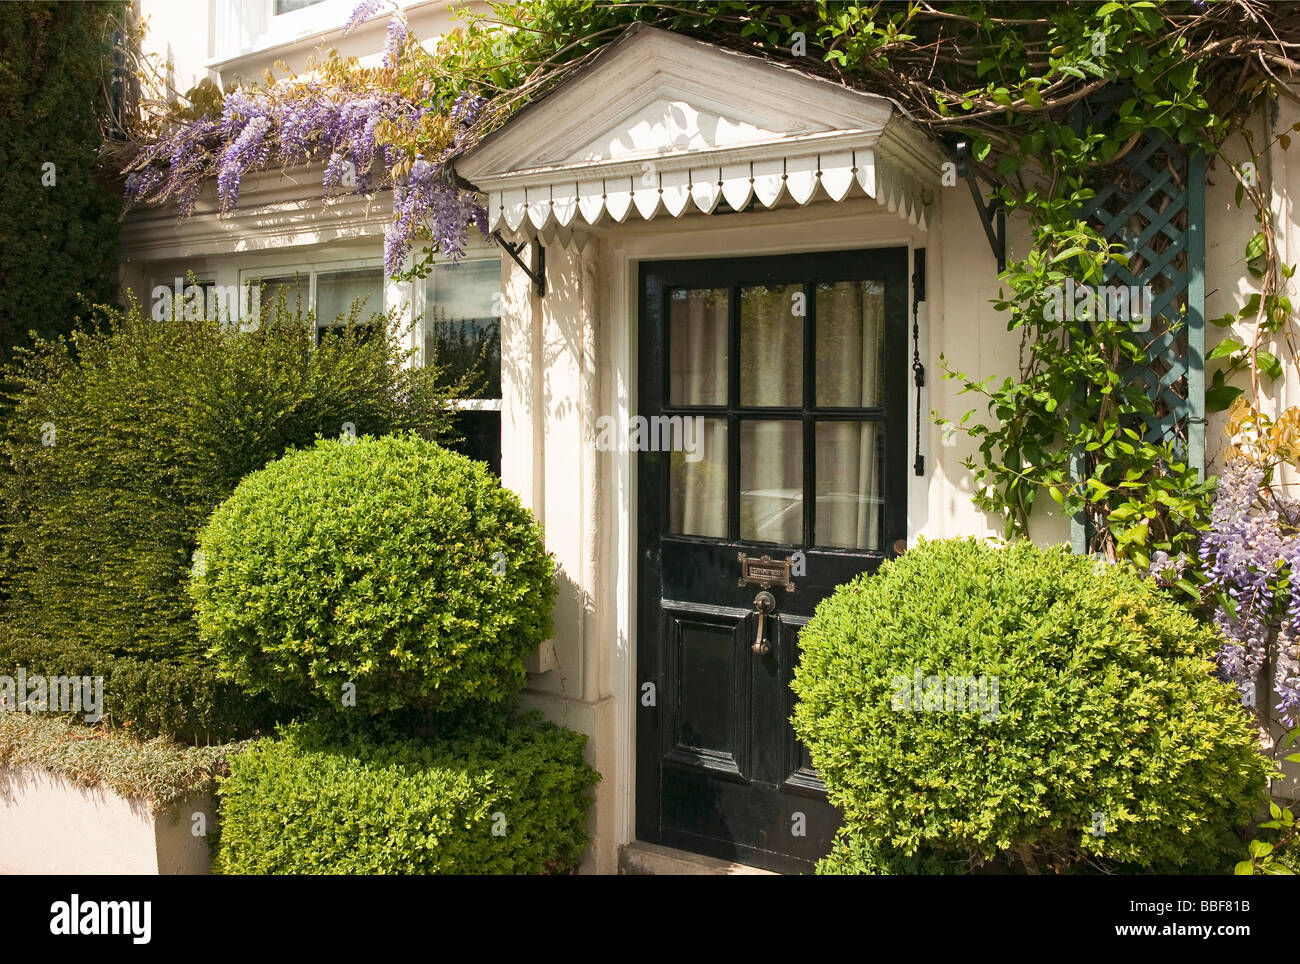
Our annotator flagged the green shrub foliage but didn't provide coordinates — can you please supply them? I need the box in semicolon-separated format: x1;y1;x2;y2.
213;715;598;874
190;434;555;713
0;710;247;811
0;1;122;363
0;304;456;662
791;538;1272;875
0;625;285;743
815;833;965;876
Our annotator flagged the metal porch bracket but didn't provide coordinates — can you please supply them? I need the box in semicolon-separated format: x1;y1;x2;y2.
492;231;546;297
954;140;1007;273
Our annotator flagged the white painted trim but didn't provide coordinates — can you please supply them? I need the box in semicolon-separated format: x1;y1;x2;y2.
452;398;502;412
120;171;396;263
609;235;636;847
209;0;448;78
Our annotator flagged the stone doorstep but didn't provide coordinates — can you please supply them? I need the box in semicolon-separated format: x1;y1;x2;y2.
618;841;778;876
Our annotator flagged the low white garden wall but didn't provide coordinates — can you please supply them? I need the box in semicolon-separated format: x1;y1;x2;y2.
0;765;214;874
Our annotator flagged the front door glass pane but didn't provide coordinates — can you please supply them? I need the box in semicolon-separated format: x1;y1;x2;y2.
740;284;803;407
669;287;729;406
740;419;802;544
816;421;884;550
669;418;727;537
817;280;884;407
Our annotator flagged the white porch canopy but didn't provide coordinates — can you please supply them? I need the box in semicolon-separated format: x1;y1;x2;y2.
454;24;944;244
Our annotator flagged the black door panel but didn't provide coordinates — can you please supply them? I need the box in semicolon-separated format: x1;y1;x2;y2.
661;602;751;781
637;248;909;873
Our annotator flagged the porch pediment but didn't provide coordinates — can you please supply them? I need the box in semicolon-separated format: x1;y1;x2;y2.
454;24;943;240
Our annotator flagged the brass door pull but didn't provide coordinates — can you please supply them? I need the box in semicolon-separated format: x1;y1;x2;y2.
752;590;776;655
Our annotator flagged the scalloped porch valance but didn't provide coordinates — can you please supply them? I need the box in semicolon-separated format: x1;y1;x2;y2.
454;24;944;244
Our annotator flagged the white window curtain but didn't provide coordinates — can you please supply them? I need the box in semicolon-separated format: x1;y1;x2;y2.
816;281;884;550
669;288;728;537
738;284;803;545
667;279;887;550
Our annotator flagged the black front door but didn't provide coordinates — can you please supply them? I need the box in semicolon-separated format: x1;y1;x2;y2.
636;248;908;874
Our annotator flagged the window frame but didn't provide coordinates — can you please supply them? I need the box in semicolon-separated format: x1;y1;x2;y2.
418;255;503;415
224;249;505;474
238;255;387;335
271;0;326;16
149;273;220;322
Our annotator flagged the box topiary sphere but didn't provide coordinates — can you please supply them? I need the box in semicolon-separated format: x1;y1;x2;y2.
791;537;1271;874
190;434;555;713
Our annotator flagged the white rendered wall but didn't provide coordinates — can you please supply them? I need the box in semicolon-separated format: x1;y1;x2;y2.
0;766;213;875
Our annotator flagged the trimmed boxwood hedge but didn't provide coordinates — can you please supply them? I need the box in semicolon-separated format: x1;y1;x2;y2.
190;434;555;714
792;538;1272;875
212;715;599;874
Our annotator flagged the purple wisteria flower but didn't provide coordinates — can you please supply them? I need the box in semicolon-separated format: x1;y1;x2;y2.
1199;459;1300;727
343;0;384;36
218;114;272;208
382;16;408;69
123;73;490;272
382;92;490;272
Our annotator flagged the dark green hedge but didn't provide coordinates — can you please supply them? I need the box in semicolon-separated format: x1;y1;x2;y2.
213;715;599;874
0;625;286;743
0;1;123;364
0;305;458;664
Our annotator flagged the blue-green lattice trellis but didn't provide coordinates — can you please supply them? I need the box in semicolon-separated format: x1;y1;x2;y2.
1068;104;1206;553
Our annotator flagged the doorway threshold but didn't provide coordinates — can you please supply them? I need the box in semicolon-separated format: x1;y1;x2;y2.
618;842;778;875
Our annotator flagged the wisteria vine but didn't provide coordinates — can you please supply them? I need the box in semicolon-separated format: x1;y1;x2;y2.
121;6;487;275
1189;460;1300;728
1155;400;1300;732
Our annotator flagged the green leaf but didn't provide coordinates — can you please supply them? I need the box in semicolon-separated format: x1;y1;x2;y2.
1207;337;1245;360
1257;350;1284;380
996;154;1022;176
1206;382;1244;412
1132;6;1162;32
